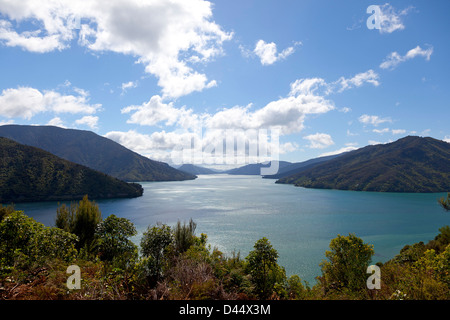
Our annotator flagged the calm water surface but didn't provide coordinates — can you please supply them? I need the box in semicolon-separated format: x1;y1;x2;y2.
16;175;449;284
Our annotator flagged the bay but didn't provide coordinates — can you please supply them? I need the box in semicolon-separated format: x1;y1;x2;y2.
15;174;449;285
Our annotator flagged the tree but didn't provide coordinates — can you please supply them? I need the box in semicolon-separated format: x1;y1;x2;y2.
0;211;77;268
173;219;197;254
438;193;450;212
95;214;138;266
55;195;102;250
0;204;15;222
141;223;173;264
320;233;374;293
245;237;286;299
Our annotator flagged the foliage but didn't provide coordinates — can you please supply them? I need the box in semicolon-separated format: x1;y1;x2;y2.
0;211;78;270
1;207;449;300
56;195;102;251
0;137;143;203
0;124;196;182
140;223;173;282
319;233;374;293
277;136;450;193
173;218;197;254
95;214;138;268
245;237;287;299
0;203;15;222
438;193;450;211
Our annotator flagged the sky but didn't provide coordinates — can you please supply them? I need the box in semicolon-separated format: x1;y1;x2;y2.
0;0;449;169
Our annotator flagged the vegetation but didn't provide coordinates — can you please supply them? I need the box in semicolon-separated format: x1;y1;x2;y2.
439;193;450;211
0;137;143;203
277;136;450;193
0;124;196;182
0;196;449;300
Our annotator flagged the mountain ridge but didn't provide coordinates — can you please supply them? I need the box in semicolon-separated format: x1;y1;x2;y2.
276;136;450;193
0;125;196;182
0;137;143;203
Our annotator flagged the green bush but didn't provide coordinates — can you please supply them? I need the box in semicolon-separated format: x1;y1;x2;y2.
319;233;374;293
0;211;78;270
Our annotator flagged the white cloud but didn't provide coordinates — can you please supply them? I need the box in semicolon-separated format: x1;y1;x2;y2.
368;140;383;145
392;129;406;135
0;86;101;120
373;128;407;135
378;3;414;34
290;70;379;96
359;114;392;126
320;145;358;157
289;78;327;96
443;136;450;143
74;115;99;129
253;40;295;65
373;128;390;134
122;95;200;129
303;133;334;149
0;0;232;99
380;45;433;70
47;117;65;128
120;81;138;94
333;70;380;92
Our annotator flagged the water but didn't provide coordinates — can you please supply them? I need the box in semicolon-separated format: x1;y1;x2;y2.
14;175;449;285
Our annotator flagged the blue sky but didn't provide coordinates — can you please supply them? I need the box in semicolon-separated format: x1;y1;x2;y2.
0;0;449;168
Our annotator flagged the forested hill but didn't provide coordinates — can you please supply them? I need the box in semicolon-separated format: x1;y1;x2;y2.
277;136;450;193
0;137;143;203
0;125;196;182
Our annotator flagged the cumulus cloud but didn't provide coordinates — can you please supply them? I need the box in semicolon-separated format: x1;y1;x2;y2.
380;45;433;70
122;95;200;129
0;86;101;120
0;0;232;99
75;115;99;129
377;3;414;34
253;40;296;65
303;133;335;149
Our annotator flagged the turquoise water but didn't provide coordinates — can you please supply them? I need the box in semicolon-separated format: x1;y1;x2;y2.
15;175;449;285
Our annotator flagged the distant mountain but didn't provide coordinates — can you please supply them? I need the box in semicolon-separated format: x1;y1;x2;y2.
277;136;450;193
262;154;342;179
0;137;143;203
178;164;219;175
226;161;292;175
0;125;196;182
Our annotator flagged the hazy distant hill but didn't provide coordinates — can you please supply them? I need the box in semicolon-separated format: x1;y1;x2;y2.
262;154;341;179
277;136;450;193
226;161;292;175
178;164;219;175
0;137;143;203
0;125;195;182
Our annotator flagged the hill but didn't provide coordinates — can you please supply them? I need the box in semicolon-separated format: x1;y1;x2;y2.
0;125;195;182
262;154;341;179
178;164;219;175
0;137;143;203
226;161;292;175
277;136;450;193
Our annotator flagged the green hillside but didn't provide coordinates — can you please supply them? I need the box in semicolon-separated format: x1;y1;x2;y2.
0;137;143;203
277;136;450;193
0;125;196;182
